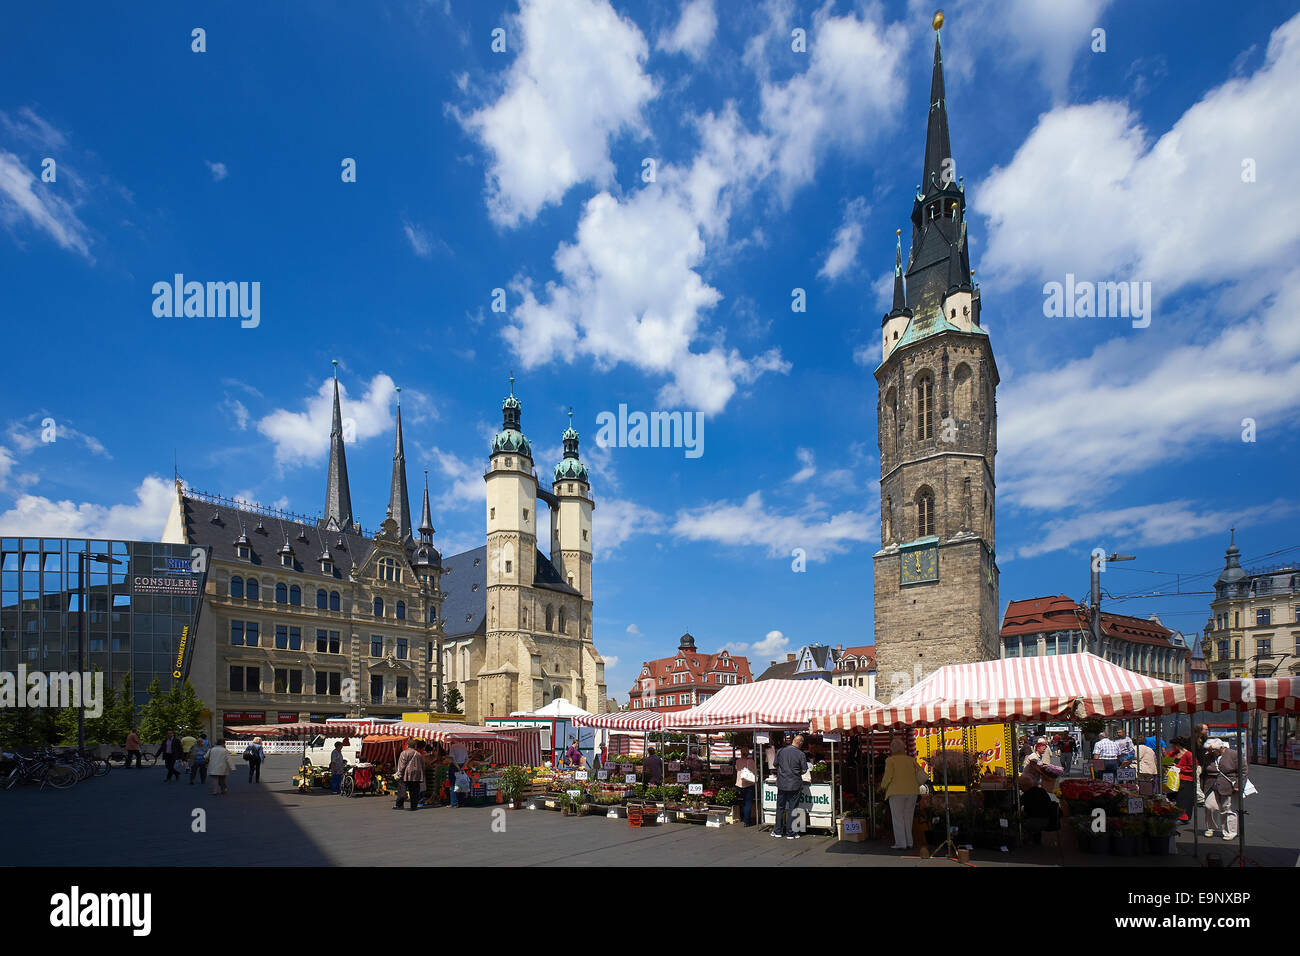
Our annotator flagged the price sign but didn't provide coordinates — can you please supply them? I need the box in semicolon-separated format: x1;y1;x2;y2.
596;771;608;780
676;773;691;783
842;818;863;834
575;771;588;781
1127;797;1144;814
755;732;769;744
620;764;634;773
667;761;681;772
688;783;703;795
566;790;581;798
823;733;841;743
1102;773;1115;784
998;818;1009;828
1117;768;1137;782
625;774;637;784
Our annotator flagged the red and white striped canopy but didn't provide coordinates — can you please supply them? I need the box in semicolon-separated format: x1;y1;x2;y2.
810;653;1182;732
223;722;367;738
571;711;665;731
1077;677;1300;719
668;679;882;731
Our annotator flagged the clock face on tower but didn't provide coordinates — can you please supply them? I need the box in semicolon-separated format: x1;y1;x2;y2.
900;542;939;586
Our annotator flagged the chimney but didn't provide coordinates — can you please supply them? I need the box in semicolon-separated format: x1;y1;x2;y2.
786;653;796;663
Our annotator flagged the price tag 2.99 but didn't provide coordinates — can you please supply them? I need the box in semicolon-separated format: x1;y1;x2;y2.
688;783;703;795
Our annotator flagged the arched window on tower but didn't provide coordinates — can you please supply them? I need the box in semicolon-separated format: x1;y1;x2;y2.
558;607;567;634
917;488;936;538
916;373;934;440
545;605;554;632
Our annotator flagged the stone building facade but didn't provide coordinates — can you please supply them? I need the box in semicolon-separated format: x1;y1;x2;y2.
1203;533;1300;681
873;22;1000;698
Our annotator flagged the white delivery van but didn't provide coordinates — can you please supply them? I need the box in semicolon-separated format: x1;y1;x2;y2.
303;735;362;768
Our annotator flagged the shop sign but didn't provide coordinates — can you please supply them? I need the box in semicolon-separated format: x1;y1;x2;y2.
132;571;201;597
223;711;265;723
278;713;302;723
760;782;834;828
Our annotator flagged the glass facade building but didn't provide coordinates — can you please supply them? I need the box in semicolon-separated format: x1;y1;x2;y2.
0;537;208;710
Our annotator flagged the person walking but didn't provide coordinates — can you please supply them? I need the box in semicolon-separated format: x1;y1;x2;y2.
735;746;757;827
1058;734;1075;775
879;738;922;850
242;737;266;783
207;739;232;795
1168;737;1196;823
772;734;809;840
1193;723;1210;806
643;747;663;785
1092;730;1119;779
1202;738;1247;840
449;740;470;807
393;739;425;811
156;731;184;781
329;742;346;795
188;733;210;785
1137;736;1159;791
123;729;142;768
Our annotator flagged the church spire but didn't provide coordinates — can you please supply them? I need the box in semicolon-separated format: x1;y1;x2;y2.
387;386;413;543
322;360;356;533
890;229;909;315
921;15;953;199
413;469;440;569
418;470;434;538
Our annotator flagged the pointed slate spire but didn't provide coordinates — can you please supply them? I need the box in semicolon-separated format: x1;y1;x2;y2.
890;229;909;314
323;360;356;533
418;470;435;537
387;386;413;544
921;24;952;199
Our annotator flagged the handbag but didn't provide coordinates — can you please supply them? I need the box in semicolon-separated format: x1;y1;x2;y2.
915;765;929;786
454;771;471;792
738;767;756;785
1164;767;1180;793
801;769;812;783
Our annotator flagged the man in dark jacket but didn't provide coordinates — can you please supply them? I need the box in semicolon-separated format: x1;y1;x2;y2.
156;731;185;782
773;734;809;839
643;748;664;785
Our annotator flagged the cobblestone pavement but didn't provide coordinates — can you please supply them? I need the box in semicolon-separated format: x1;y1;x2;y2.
2;762;1294;867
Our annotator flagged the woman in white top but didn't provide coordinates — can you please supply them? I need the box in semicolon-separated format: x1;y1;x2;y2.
206;739;233;795
735;747;757;827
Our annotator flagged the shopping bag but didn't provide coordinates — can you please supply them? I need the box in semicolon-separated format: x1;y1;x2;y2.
454;771;471;792
1164;767;1180;793
1242;778;1258;798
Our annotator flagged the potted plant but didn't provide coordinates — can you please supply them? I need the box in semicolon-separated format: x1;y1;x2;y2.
1110;814;1145;856
500;765;530;809
809;760;831;784
1146;807;1178;855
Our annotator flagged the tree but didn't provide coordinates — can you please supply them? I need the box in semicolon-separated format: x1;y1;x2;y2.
138;677;169;742
83;668;120;746
443;688;463;715
0;706;42;750
113;672;137;734
36;708;77;745
173;681;203;737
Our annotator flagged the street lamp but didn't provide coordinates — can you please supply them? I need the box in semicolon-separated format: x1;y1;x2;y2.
77;550;123;752
1090;552;1135;658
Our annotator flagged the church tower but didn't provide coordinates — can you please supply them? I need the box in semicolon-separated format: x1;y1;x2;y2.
873;13;1000;698
387;387;414;544
322;360;359;534
551;408;594;642
480;374;537;717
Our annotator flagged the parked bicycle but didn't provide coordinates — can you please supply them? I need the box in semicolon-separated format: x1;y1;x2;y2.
2;751;77;791
107;749;156;767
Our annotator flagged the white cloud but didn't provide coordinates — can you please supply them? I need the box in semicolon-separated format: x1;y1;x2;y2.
790;447;816;483
427;446;483;512
657;0;717;62
817;196;869;281
602;654;620;670
224;399;250;431
979;12;1300;294
726;628;790;660
671;491;874;562
403;219;432;258
6;415;108;457
256;373;401;467
499;7;906;413
0;148;92;259
1000;268;1300;510
205;160;228;181
0;475;174;539
759;9;909;197
459;0;656;227
594;497;664;556
625;623;641;636
1016;499;1292;559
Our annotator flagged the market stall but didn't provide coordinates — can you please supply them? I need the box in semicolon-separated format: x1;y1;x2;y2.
668;679;881;833
810;653;1191;860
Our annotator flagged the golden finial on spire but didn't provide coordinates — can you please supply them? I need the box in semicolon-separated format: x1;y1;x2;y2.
932;10;944;31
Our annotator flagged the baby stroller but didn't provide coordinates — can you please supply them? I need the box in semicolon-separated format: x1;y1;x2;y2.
340;761;378;797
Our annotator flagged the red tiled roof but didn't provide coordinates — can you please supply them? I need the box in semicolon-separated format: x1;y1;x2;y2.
1001;596;1176;648
836;645;876;671
628;646;753;702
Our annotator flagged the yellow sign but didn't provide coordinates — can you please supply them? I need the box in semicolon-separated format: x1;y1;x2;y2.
401;712;464;723
912;724;1013;786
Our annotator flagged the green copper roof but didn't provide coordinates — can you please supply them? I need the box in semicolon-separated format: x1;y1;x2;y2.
492;429;532;458
554;457;589;483
877;306;987;372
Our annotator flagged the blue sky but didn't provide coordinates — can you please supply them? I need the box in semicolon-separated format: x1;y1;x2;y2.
2;0;1299;703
